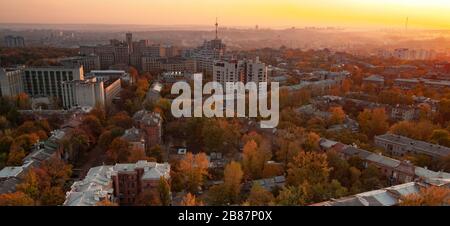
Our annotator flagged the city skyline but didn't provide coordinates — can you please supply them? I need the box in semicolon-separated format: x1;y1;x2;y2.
1;0;450;30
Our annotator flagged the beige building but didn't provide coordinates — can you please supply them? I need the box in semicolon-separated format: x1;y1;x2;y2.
142;57;197;73
23;66;84;99
213;57;268;92
59;55;100;72
0;66;24;97
61;77;121;109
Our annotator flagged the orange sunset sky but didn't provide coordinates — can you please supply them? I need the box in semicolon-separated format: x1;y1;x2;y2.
0;0;449;29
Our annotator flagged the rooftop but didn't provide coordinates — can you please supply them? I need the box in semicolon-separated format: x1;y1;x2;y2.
314;182;425;206
121;127;145;143
0;167;24;179
375;133;450;158
64;161;170;206
133;110;162;126
363;74;385;82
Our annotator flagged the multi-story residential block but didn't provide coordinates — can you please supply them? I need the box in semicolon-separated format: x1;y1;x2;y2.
96;45;115;69
213;59;242;87
3;35;25;48
142;44;166;58
387;105;418;121
60;76;121;109
375;134;450;159
188;22;227;74
320;140;450;186
114;43;130;65
59;55;101;72
126;33;133;54
213;57;268;92
142;57;197;73
394;78;450;90
132;40;149;55
192;41;226;74
23;66;84;100
0;66;24;97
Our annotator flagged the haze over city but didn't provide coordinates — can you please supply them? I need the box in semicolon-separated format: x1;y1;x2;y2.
1;0;450;29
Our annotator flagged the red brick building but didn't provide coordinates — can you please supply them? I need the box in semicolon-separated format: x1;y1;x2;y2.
111;161;170;205
133;110;162;149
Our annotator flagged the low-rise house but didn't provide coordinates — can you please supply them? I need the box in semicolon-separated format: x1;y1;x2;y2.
284;79;339;93
0;108;91;194
312;70;350;81
322;140;450;185
363;74;385;87
395;78;450;90
245;176;286;192
207;152;228;169
375;133;450;159
387;105;419;121
312;181;430;206
0;129;68;194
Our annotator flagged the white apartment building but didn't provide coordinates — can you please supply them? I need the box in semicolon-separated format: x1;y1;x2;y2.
0;66;24;97
23;66;84;99
213;57;268;92
61;77;121;109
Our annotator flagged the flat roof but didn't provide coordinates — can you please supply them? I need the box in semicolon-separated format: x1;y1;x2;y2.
0;166;23;178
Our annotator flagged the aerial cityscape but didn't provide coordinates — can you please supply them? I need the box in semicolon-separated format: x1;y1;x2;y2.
0;0;449;210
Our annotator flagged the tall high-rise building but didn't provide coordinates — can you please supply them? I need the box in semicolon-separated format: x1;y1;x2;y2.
213;60;242;87
59;55;101;72
242;57;268;85
0;66;25;97
126;33;133;54
3;35;25;48
61;77;105;109
189;20;227;74
61;76;121;109
114;43;130;65
213;57;268;92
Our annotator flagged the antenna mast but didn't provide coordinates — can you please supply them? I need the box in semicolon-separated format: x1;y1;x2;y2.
405;17;409;31
215;17;219;39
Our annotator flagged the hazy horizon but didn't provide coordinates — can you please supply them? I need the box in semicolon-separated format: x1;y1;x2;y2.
1;0;450;30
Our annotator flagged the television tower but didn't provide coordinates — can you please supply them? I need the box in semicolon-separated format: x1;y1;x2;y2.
215;18;219;39
405;17;409;31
